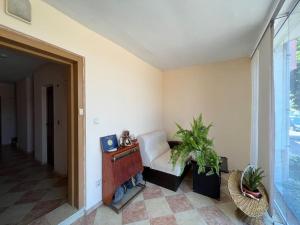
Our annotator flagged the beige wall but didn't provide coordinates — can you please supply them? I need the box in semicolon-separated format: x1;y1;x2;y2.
33;63;68;176
16;77;33;153
163;58;251;170
0;83;16;145
0;0;163;209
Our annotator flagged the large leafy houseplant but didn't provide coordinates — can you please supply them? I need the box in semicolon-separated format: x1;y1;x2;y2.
170;114;221;175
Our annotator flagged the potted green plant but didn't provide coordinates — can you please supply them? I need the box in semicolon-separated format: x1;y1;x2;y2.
170;114;221;199
242;166;264;199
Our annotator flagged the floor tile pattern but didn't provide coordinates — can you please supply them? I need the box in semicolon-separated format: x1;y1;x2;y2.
70;171;250;225
122;201;148;224
166;194;193;213
0;146;67;225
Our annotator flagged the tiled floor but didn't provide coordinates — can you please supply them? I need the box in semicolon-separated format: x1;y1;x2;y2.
71;171;251;225
0;146;67;225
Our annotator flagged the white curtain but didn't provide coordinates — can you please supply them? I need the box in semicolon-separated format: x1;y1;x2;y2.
250;50;259;167
250;25;273;195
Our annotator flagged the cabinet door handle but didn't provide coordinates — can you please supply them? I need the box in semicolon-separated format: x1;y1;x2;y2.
112;147;139;162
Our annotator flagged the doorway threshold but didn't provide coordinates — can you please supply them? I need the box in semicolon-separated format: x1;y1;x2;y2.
29;203;84;225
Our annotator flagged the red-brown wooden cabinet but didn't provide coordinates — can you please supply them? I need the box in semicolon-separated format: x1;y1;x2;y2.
102;143;143;206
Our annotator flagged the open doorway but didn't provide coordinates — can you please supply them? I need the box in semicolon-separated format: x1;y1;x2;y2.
0;27;85;224
0;46;69;224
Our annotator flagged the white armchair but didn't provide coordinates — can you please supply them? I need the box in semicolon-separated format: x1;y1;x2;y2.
137;130;190;191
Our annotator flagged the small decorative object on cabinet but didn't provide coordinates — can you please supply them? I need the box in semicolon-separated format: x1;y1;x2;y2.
120;130;133;147
100;134;118;152
102;143;145;213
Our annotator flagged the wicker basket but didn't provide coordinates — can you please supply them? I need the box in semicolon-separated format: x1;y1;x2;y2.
228;171;269;218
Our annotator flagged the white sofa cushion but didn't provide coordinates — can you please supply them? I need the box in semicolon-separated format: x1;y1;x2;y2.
137;130;170;167
151;151;182;176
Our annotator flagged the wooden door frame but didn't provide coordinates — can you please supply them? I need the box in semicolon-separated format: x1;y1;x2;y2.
0;26;85;209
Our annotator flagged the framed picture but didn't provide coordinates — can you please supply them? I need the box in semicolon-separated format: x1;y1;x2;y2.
100;135;118;152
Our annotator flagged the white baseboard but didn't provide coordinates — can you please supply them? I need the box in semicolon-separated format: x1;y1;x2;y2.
58;208;85;225
46;201;103;225
85;201;103;215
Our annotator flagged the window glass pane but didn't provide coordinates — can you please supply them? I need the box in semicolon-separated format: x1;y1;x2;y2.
274;2;300;224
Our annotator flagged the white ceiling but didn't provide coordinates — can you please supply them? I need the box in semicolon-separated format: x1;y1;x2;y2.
44;0;274;69
0;47;48;82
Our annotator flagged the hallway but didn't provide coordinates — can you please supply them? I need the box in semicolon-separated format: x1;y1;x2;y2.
0;146;67;225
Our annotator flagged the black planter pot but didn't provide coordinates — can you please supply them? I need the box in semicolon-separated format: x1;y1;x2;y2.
192;161;221;200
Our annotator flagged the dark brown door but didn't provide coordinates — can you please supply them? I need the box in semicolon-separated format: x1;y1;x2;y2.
46;86;54;167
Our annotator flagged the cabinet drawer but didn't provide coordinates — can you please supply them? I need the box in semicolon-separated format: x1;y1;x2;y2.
112;148;143;187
